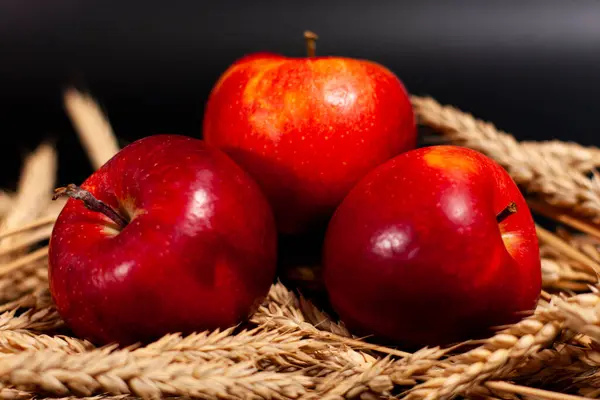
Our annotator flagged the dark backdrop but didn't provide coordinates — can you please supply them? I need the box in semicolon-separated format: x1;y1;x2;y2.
1;0;599;188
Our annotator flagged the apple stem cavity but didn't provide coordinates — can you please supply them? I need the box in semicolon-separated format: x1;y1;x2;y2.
496;201;518;224
52;184;129;229
304;30;318;57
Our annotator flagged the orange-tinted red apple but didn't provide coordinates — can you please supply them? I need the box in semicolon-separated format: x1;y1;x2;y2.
203;36;416;234
323;145;541;347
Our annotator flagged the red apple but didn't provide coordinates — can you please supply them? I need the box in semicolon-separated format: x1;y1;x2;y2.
48;135;277;345
322;145;542;347
203;34;416;234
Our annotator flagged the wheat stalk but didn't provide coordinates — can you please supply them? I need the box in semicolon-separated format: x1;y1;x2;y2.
0;286;53;315
0;144;58;307
0;143;56;261
305;357;396;400
558;230;600;270
0;228;51;263
0;306;62;333
484;380;592;400
0;348;314;399
27;396;134;400
305;347;447;400
542;258;597;292
536;225;600;277
0;203;57;306
514;341;600;397
0;386;33;400
252;283;410;358
527;199;600;242
529;140;600;172
540;291;600;344
63;89;120;170
297;294;351;338
0;262;48;305
263;282;351;337
412;96;600;222
0;192;15;221
135;324;374;374
540;232;599;292
0;331;94;355
448;290;600;398
405;313;561;399
0;247;49;280
1;324;384;395
31;396;135;400
0;216;56;243
0;284;386;376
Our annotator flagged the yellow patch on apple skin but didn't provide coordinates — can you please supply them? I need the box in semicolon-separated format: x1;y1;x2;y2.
241;61;290;139
242;61;287;105
247;93;291;140
501;231;522;255
248;108;286;140
422;147;480;175
308;58;349;74
242;57;374;140
213;59;284;94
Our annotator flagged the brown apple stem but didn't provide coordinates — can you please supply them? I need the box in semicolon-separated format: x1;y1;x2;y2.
304;30;318;57
52;184;128;229
496;201;518;224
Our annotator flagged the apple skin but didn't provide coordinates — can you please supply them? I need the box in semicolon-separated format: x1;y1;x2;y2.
48;135;277;346
203;53;416;234
322;145;542;347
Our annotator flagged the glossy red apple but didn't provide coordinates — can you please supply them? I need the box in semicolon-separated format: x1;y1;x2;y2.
48;135;277;345
203;33;416;234
323;145;542;347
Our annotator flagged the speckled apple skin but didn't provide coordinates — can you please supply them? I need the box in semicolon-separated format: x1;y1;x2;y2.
48;135;277;346
203;53;416;234
323;145;542;347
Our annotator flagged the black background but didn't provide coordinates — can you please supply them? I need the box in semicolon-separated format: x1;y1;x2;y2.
1;0;600;189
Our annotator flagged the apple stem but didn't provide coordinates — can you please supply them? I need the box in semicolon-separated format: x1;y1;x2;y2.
52;184;129;229
496;201;518;224
304;30;318;57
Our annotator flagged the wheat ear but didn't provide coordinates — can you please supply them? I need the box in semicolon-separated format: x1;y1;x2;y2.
306;347;447;400
540;231;599;292
252;283;410;358
405;312;560;399
0;331;94;355
0;349;314;399
528;140;600;172
0;192;15;221
540;291;600;343
0;143;56;262
135;324;374;374
63;89;120;170
0;386;33;400
0;306;62;333
0;262;48;304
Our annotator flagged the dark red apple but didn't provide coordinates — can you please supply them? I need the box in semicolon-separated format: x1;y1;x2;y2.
48;135;277;345
322;145;542;347
203;33;416;234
